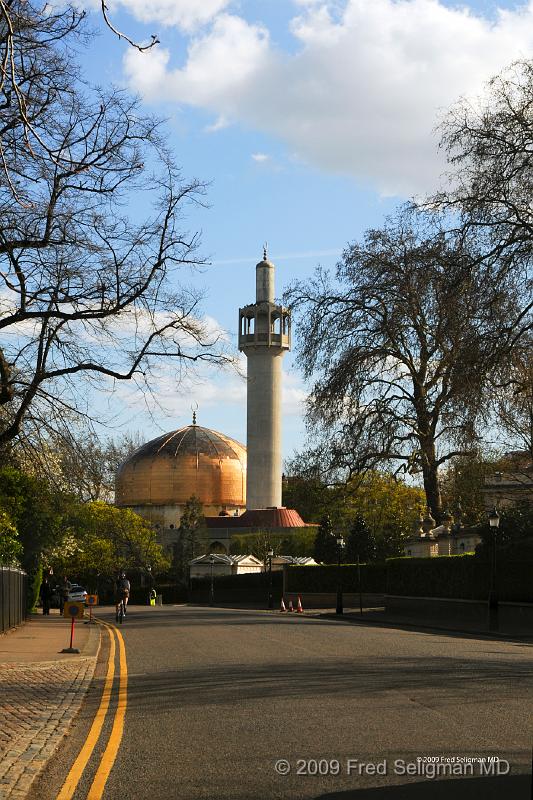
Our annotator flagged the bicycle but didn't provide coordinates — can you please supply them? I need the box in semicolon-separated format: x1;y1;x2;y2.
116;591;128;624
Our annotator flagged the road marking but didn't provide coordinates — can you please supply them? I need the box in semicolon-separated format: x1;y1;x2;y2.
56;624;116;800
87;621;128;800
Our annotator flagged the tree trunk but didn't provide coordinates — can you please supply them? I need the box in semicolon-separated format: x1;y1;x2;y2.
422;463;443;523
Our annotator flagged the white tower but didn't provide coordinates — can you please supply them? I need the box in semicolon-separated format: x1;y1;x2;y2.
238;249;291;509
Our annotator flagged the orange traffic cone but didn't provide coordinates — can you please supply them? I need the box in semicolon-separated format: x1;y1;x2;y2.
280;597;286;613
297;595;304;613
288;599;294;612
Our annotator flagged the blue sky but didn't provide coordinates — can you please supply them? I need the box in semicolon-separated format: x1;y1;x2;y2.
82;0;533;459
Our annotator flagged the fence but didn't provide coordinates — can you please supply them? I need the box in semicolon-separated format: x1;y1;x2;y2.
190;570;283;605
0;567;28;633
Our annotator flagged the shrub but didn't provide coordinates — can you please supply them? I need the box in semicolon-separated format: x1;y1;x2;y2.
286;563;387;593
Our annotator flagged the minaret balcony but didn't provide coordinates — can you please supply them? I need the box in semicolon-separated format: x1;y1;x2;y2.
238;331;291;349
238;303;291;352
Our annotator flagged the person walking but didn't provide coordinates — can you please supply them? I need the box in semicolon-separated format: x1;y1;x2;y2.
40;577;52;615
59;575;71;614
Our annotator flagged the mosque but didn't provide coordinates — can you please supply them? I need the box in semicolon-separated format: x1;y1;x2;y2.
115;250;308;555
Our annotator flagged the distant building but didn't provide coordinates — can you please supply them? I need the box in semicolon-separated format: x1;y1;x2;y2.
115;251;312;559
483;467;533;510
270;555;318;572
403;509;482;558
115;423;247;527
189;554;263;578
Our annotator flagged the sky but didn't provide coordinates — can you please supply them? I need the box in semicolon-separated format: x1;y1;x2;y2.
80;0;533;459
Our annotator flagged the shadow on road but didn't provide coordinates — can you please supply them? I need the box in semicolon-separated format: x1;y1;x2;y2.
97;607;533;646
124;653;533;710
315;775;530;799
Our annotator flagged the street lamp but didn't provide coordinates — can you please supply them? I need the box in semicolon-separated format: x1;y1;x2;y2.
356;553;363;616
336;536;345;615
267;548;274;609
146;565;152;605
209;555;216;607
488;507;500;632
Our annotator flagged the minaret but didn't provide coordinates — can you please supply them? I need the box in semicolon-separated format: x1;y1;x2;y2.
238;248;291;509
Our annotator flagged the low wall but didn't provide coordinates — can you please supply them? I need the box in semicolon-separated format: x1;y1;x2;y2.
385;595;533;635
284;592;385;609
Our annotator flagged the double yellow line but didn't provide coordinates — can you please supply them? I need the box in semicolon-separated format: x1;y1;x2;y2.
57;619;128;800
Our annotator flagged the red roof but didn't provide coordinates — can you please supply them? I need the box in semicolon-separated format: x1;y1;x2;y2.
205;507;307;529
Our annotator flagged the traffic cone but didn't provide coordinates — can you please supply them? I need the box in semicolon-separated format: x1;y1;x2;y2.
280;597;286;613
288;599;294;612
297;595;304;613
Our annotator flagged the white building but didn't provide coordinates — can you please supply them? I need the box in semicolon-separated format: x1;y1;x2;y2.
189;554;263;579
270;556;318;572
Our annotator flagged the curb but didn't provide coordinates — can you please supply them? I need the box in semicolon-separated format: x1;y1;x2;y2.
314;611;533;642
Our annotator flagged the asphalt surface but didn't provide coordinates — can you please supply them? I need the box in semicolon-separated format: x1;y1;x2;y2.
30;605;533;800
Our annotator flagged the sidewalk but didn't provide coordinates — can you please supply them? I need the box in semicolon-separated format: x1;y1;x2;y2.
314;607;533;639
0;612;100;800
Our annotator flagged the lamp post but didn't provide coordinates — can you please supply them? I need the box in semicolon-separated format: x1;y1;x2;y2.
336;536;345;615
357;554;363;615
487;506;500;632
146;565;152;605
209;555;215;607
267;548;274;609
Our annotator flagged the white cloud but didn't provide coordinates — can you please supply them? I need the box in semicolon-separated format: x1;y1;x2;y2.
282;371;307;416
114;348;305;423
123;0;533;196
124;14;271;106
251;153;269;162
100;0;232;31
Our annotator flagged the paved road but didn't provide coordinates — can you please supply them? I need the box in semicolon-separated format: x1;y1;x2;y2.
31;605;532;800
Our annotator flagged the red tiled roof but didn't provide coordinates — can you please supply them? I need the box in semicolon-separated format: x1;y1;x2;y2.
204;507;308;529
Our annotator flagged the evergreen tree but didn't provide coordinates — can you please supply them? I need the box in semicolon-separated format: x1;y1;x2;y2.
176;496;207;579
346;516;377;563
313;515;338;563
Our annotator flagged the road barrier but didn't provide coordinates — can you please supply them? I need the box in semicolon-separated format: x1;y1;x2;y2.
0;567;28;633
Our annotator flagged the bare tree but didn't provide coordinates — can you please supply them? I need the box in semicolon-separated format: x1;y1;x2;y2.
432;59;533;338
494;345;533;462
287;209;521;521
54;430;144;502
0;2;230;446
0;1;159;199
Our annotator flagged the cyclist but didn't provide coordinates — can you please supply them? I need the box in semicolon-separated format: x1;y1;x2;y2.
115;572;130;621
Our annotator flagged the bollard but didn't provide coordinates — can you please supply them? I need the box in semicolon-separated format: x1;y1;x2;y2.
156;594;163;606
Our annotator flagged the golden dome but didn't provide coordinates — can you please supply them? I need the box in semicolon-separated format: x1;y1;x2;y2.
115;425;246;509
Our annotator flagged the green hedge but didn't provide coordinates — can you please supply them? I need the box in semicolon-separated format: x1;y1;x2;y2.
286;563;387;594
191;570;283;604
286;557;533;603
385;556;488;600
386;555;533;602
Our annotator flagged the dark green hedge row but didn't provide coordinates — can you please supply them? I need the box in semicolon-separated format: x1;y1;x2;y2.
386;556;533;602
386;556;487;600
140;558;533;605
286;563;387;594
190;570;283;604
128;583;189;604
286;557;533;603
